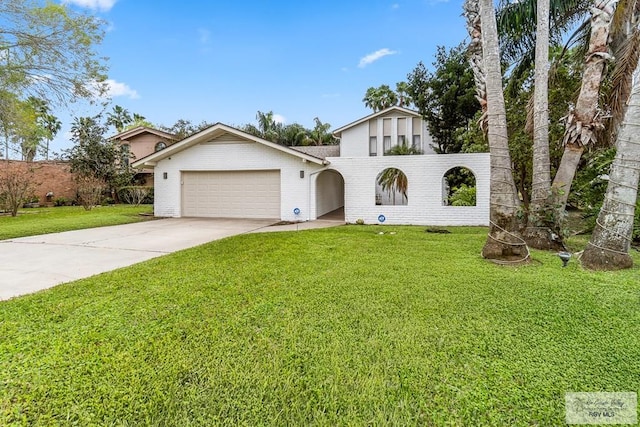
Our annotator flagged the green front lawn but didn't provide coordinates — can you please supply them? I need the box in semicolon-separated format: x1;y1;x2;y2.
1;226;639;425
0;205;154;240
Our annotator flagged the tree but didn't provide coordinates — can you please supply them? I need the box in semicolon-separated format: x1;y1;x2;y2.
465;0;529;262
308;117;335;146
551;0;618;212
0;0;108;107
523;0;557;249
377;168;408;205
395;82;413;108
64;116;128;188
407;46;479;153
0;162;37;216
160;119;213;140
106;105;133;133
362;85;399;112
581;60;640;270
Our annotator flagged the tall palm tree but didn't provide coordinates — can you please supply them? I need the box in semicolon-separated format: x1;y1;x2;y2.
362;85;398;112
377;168;408;205
524;0;556;248
581;59;640;270
308;117;334;146
464;0;488;130
466;0;529;261
551;0;618;210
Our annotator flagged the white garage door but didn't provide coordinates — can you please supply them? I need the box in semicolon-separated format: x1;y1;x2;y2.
182;170;281;218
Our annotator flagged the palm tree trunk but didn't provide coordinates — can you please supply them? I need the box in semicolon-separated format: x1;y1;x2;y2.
473;0;529;261
464;0;488;130
552;0;618;209
581;68;640;270
525;0;558;249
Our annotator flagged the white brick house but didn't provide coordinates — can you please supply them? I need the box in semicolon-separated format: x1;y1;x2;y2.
132;106;489;225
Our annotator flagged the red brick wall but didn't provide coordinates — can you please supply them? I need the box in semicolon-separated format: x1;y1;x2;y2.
1;161;77;204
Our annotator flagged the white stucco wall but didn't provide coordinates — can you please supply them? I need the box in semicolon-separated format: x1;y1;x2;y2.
325;153;490;226
339;125;369;157
153;139;324;221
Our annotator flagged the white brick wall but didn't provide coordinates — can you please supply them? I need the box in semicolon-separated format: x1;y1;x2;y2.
153;139;324;220
153;135;489;226
324;153;490;226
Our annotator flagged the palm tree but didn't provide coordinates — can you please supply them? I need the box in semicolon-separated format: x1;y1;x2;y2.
466;0;529;261
395;82;413;108
464;0;488;130
581;59;640;270
106;105;132;133
551;0;618;210
308;117;335;146
256;110;281;142
376;168;408;205
362;85;398;112
524;0;556;249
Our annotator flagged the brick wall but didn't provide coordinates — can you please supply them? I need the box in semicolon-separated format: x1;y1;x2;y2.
1;161;77;204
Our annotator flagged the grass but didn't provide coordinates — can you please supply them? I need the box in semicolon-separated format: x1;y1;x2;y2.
0;205;155;240
1;225;639;425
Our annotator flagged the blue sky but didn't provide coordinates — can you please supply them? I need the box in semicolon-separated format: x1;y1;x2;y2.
51;0;468;154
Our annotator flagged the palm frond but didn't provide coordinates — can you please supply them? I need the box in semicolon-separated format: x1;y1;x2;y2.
604;28;640;144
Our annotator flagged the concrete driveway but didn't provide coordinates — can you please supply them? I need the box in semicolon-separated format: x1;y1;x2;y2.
0;218;276;301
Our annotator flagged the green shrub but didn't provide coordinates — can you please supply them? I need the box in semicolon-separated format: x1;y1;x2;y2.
54;197;70;207
449;184;476;206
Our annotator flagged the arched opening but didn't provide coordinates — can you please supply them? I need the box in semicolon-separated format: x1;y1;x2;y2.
376;167;408;205
315;170;345;220
443;167;476;206
155;141;167;152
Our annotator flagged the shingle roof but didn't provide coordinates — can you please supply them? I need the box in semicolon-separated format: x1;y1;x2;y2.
291;145;340;160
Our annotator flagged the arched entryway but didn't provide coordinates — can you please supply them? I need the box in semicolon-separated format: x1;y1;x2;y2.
315;169;345;220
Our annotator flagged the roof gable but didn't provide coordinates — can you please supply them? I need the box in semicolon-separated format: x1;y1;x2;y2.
131;123;327;168
332;106;421;137
110;126;177;142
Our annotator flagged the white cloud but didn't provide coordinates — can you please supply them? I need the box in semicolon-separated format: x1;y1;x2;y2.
391;3;400;9
105;79;139;99
273;114;286;124
358;48;398;68
63;0;117;12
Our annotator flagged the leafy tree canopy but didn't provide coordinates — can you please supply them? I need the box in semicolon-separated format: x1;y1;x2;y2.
407;44;479;154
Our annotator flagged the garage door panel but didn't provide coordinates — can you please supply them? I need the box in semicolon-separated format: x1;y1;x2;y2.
182;170;280;218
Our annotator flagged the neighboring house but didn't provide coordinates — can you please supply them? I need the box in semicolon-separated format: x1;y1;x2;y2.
110;126;178;185
132;106;490;225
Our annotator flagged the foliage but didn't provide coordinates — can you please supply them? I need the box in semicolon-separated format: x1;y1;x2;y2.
0;162;37;216
362;85;400;112
75;175;105;211
0;0;108;107
0;205;153;240
242;111;335;146
160;119;214;140
106;105;132;133
449;184;477;206
407;45;479;153
384;144;423;155
53;197;71;207
0;227;638;425
64;115;134;191
118;186;152;206
376;168;408;204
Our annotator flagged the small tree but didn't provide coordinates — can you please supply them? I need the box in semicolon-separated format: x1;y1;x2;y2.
75;175;105;211
0;162;37;216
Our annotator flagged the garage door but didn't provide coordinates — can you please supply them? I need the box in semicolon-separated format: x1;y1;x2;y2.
182;170;281;218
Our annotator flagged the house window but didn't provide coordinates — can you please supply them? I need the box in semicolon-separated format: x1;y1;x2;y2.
412;135;421;149
398;135;406;147
369;137;377;156
383;136;391;153
155;141;167;152
121;144;130;167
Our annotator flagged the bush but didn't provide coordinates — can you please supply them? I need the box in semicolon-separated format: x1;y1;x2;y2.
118;186;153;206
76;175;106;211
449;184;476;206
54;197;70;207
